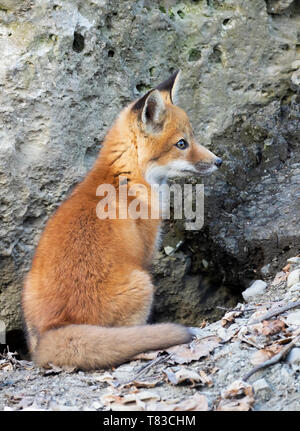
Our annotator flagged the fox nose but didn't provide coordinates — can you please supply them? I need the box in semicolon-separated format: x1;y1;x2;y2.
214;157;223;168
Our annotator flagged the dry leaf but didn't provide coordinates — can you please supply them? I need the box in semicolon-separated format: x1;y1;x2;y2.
0;361;13;371
134;336;220;364
18;361;34;371
92;372;118;387
221;310;242;327
101;390;160;411
282;264;290;273
148;393;209;411
132;391;160;402
172;393;209;411
276;336;293;345
250;322;264;334
42;363;76;375
42;364;64;375
199;370;214;387
250;344;283;366
0;350;19;371
248;308;269;323
166;336;221;365
122;376;163;389
223;380;253;398
132;351;160;361
163;367;203;386
217;380;254;411
237;327;264;349
217;397;254;411
252;319;286;336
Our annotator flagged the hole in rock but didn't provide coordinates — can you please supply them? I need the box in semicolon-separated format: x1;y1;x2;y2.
72;32;85;53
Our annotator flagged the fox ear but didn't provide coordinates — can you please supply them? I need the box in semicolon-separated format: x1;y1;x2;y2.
141;89;166;126
156;70;181;104
132;89;166;133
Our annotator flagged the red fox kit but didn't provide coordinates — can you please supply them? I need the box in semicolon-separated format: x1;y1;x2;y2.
22;71;222;370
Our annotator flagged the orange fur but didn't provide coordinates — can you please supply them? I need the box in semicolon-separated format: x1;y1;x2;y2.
22;71;221;370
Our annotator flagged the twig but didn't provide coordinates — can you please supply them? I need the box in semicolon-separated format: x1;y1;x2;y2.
135;354;170;378
249;300;300;325
118;354;171;387
121;334;215;386
242;333;300;382
217;303;277;314
238;335;264;350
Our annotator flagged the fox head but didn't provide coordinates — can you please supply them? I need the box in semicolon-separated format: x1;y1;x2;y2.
101;70;222;185
127;70;222;185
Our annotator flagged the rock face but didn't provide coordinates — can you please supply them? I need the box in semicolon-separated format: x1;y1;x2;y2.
0;0;299;331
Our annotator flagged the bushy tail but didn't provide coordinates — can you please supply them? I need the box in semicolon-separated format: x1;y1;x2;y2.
33;323;192;370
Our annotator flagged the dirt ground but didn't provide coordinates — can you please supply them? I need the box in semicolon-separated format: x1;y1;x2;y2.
0;256;300;411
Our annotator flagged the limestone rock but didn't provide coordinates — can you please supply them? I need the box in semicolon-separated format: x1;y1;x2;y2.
287;347;300;364
287;257;300;265
0;0;300;330
242;280;267;302
287;270;300;288
266;0;295;14
253;378;270;394
286;311;300;327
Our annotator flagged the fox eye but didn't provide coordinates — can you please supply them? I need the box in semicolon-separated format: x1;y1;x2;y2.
175;139;189;150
